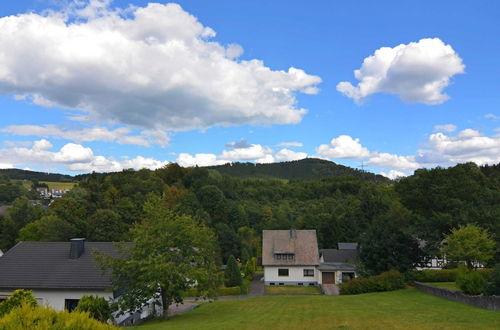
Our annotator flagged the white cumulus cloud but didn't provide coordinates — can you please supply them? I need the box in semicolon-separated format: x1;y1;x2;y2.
275;149;307;162
417;129;500;165
367;153;420;171
0;139;169;172
380;170;407;180
337;38;464;105
316;135;370;159
0;1;320;131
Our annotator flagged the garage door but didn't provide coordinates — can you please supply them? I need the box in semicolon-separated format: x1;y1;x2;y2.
322;272;335;284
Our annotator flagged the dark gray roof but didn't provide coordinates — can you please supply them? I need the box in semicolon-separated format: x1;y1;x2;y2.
320;249;358;264
0;241;127;290
317;262;356;271
338;242;358;250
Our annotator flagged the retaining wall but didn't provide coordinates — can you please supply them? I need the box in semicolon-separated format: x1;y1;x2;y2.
414;282;500;311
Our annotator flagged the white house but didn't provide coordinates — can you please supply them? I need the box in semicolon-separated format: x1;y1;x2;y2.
0;238;156;325
262;230;358;287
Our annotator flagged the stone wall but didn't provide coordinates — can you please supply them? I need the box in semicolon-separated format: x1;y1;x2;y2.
414;282;500;311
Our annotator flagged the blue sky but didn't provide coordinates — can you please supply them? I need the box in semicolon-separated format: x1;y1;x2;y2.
0;0;499;178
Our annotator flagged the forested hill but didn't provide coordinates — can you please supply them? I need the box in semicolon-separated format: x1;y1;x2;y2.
207;158;391;183
0;169;74;182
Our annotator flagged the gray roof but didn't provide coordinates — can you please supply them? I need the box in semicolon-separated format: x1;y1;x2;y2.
0;241;126;290
338;242;358;250
320;249;358;264
317;262;356;271
262;230;319;266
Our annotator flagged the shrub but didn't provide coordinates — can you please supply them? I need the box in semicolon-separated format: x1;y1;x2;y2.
407;269;456;282
484;263;500;296
0;289;37;317
340;270;406;295
75;295;112;323
456;264;489;295
224;255;242;287
0;303;116;329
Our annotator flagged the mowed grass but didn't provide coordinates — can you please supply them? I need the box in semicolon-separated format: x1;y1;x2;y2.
134;289;500;330
16;180;76;190
265;285;321;295
424;282;461;291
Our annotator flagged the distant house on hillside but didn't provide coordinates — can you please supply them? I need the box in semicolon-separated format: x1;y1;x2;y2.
262;230;358;287
0;238;156;325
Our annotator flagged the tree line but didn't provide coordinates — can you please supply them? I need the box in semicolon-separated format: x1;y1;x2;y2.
0;161;499;272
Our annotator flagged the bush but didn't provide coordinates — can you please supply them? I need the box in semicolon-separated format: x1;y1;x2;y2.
407;269;456;282
340;270;406;295
456;265;489;295
75;295;112;323
0;289;37;317
484;263;500;296
0;303;116;329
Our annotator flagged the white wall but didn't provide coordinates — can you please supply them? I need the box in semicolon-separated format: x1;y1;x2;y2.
25;289;112;311
264;266;318;284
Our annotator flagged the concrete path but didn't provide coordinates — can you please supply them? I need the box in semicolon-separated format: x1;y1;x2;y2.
320;284;339;296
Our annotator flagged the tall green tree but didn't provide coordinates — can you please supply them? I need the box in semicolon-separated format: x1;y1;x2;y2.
224;255;242;287
360;205;421;275
441;224;496;269
86;209;126;241
96;195;218;318
17;215;77;241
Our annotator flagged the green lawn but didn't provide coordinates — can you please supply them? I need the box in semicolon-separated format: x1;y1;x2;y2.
133;289;499;329
424;282;461;291
265;285;321;295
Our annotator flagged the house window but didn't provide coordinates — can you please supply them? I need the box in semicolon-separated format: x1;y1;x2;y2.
303;269;314;277
287;254;294;260
64;299;80;312
278;268;289;277
341;272;355;283
298;282;304;286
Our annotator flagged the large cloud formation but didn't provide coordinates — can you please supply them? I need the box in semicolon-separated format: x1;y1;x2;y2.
0;1;321;131
0;139;168;172
337;38;464;104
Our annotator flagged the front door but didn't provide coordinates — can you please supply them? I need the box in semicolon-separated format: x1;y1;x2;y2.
322;272;335;284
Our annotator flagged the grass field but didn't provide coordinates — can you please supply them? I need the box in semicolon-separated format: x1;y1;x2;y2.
265;285;321;295
16;180;76;190
134;289;499;329
424;282;461;291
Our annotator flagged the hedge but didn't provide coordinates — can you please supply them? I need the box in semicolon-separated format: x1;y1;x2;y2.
407;269;456;282
407;268;493;283
339;270;406;295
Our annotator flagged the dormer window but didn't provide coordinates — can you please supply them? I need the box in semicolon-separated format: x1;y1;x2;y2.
274;253;294;260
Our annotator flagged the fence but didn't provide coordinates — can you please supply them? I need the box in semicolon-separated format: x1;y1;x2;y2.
414;282;500;311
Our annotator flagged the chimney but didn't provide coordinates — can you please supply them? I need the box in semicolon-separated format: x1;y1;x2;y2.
69;238;85;259
290;229;297;239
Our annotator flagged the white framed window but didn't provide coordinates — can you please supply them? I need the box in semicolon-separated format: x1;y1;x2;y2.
303;269;314;277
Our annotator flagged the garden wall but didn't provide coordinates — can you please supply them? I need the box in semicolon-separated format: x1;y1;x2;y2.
414;282;500;311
